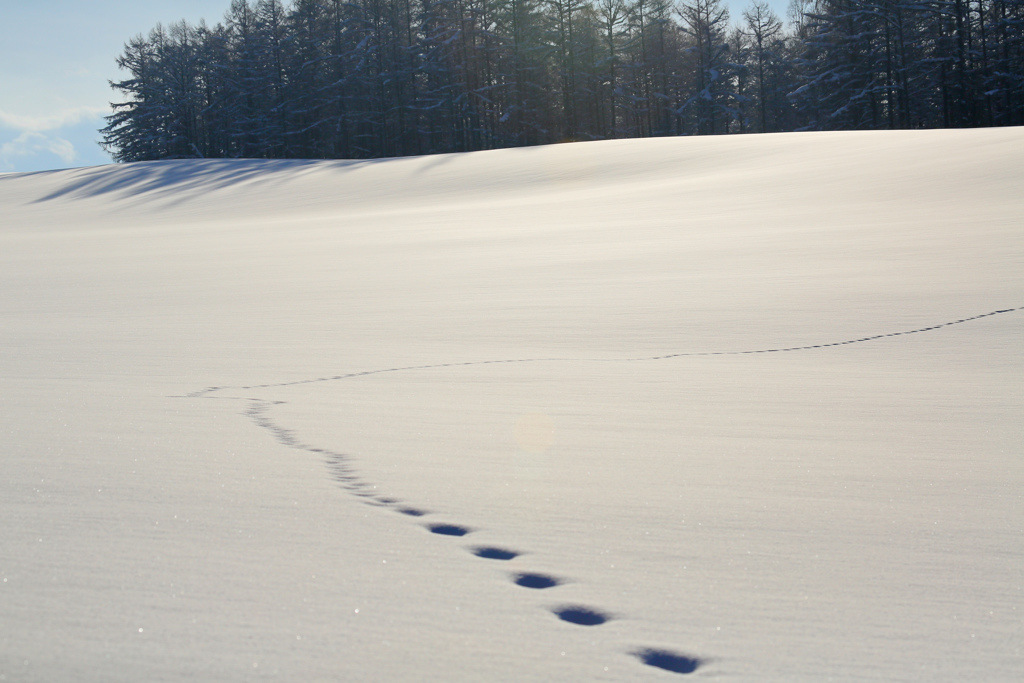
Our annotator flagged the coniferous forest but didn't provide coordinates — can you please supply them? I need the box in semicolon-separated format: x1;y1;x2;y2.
101;0;1024;161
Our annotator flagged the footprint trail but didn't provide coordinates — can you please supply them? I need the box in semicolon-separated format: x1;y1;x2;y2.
184;307;1022;676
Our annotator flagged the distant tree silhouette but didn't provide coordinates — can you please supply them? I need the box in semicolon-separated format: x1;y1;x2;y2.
101;0;1024;161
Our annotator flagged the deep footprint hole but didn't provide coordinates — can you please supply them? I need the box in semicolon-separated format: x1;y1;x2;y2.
514;573;560;589
553;606;608;626
428;523;471;537
398;507;426;517
634;649;702;675
473;547;519;560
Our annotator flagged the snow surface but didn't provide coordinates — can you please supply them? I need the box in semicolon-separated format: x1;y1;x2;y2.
1;129;1022;681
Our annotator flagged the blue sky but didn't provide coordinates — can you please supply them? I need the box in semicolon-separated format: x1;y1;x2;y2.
1;0;791;173
1;2;230;173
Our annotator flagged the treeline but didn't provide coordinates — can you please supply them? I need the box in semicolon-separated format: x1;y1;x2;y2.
101;0;1024;161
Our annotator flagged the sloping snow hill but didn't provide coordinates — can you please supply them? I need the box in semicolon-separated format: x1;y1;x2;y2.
1;129;1022;682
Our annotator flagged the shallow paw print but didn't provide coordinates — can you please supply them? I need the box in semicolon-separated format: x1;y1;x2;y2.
552;605;610;626
633;648;702;675
427;523;471;537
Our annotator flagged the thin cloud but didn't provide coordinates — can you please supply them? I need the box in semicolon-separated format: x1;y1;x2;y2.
0;131;78;170
0;106;108;133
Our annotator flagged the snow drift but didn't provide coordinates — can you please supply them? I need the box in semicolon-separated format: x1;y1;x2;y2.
1;129;1022;681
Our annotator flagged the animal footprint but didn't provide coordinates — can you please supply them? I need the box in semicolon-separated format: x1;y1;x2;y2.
513;572;560;589
427;523;471;537
472;546;520;560
633;648;702;675
552;605;609;626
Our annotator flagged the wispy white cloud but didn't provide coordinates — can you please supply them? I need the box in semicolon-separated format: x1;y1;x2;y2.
0;131;79;171
0;106;111;172
0;106;108;134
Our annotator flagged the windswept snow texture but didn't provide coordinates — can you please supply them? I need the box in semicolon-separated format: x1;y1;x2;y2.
1;129;1023;682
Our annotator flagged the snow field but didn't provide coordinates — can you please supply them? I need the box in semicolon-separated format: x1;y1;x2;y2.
1;128;1022;681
